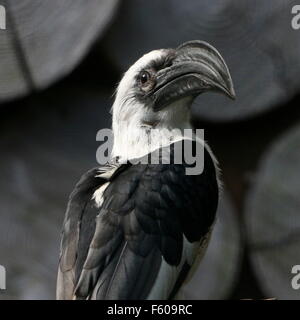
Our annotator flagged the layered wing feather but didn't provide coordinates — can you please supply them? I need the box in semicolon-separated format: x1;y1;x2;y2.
57;141;218;300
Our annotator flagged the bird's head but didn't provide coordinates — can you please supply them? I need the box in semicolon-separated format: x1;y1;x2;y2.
111;40;235;160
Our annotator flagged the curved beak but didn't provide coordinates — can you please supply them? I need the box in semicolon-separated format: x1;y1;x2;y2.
151;40;235;111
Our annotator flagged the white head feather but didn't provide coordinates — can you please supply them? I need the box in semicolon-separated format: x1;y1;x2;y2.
111;50;194;161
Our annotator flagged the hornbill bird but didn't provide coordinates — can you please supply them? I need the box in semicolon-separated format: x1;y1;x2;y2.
57;40;235;300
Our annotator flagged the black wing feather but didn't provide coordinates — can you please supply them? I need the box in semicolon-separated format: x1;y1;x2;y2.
58;141;218;300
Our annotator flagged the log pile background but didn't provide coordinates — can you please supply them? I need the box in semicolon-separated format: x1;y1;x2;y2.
0;0;300;299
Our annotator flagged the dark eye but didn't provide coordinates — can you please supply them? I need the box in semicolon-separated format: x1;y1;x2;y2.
139;71;151;85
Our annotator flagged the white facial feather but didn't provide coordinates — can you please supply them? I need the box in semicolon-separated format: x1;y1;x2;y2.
111;50;195;161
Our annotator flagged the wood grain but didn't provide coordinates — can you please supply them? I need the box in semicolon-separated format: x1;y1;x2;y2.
245;124;300;299
0;0;119;102
104;0;299;121
0;87;111;299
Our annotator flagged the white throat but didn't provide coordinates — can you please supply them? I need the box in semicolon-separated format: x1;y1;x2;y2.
111;99;194;161
110;93;221;190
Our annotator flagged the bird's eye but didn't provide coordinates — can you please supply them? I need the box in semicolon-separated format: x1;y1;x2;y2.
139;71;151;85
138;70;156;92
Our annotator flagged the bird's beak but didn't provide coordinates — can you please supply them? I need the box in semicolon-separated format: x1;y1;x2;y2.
152;40;235;111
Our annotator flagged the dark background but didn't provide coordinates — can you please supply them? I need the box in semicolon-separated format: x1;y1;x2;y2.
0;0;300;299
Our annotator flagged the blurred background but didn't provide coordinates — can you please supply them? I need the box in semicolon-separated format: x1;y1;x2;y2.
0;0;300;300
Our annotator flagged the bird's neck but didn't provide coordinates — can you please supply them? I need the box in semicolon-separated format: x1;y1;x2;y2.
111;98;195;161
111;121;193;162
